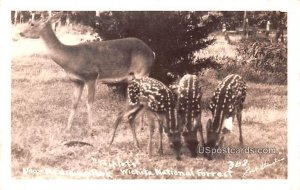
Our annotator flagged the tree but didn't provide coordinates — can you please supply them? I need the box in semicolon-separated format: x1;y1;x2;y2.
220;11;244;30
273;12;287;43
242;11;248;36
90;11;220;85
11;11;32;24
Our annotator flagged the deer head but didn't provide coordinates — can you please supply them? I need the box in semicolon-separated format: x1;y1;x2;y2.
19;12;62;39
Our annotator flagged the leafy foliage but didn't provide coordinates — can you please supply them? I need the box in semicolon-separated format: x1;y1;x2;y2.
204;37;287;85
237;38;287;75
220;11;287;30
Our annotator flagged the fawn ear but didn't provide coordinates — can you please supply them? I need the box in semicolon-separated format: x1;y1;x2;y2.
169;84;178;90
199;84;209;90
169;84;180;96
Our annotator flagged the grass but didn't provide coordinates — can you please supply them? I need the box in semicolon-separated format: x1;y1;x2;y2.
11;26;287;179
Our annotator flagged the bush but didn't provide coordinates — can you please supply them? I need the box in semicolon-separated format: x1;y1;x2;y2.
207;56;287;85
236;38;287;76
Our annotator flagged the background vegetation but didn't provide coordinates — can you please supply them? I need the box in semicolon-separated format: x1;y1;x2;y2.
12;11;287;85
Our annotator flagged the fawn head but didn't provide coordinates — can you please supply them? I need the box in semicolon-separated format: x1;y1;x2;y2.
205;118;219;160
19;12;62;39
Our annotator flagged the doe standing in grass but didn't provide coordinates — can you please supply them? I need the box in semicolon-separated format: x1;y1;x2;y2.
19;12;155;133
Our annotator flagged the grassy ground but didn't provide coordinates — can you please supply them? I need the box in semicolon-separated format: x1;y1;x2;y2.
11;26;287;179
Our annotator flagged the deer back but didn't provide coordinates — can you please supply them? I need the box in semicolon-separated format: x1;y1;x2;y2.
209;74;247;133
177;74;202;134
20;13;155;83
127;77;179;134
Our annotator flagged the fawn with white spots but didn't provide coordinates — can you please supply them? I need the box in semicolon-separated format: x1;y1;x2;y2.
206;74;246;160
109;73;182;160
176;74;205;157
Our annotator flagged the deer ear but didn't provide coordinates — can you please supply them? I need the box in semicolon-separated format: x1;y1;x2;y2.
169;84;178;90
199;84;209;90
169;84;180;96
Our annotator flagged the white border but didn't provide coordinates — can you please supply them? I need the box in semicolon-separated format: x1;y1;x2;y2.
287;6;300;190
1;0;300;190
1;0;296;11
0;3;12;190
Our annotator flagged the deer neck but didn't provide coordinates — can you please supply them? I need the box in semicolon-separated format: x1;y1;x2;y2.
212;109;225;133
39;22;74;71
40;22;65;55
166;107;179;134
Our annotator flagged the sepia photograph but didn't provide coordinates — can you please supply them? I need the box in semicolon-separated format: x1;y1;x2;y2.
10;10;288;180
1;0;300;189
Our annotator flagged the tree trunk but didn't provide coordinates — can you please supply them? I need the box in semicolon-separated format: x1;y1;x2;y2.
242;11;248;36
274;12;286;43
274;22;284;43
14;11;18;24
31;12;35;22
96;11;101;17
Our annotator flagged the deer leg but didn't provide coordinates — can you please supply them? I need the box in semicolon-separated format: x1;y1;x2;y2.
86;80;96;129
148;118;155;158
198;122;205;147
129;118;140;149
196;114;205;146
109;105;142;148
158;120;164;155
236;111;243;146
140;113;145;131
67;81;84;130
136;109;146;131
129;106;146;149
109;111;124;148
127;105;144;149
153;114;164;155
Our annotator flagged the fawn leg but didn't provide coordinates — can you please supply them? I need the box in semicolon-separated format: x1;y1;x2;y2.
147;118;155;157
237;111;244;146
158;120;164;155
109;105;142;148
128;105;144;149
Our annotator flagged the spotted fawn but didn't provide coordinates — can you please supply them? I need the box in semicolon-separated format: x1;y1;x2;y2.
206;74;246;160
109;73;182;160
177;74;205;157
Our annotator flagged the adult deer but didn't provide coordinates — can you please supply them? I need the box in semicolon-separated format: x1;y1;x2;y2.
19;13;155;131
205;74;247;160
176;74;205;157
109;73;182;160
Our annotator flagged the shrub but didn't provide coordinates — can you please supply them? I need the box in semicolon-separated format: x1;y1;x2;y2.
236;38;287;76
209;56;287;85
